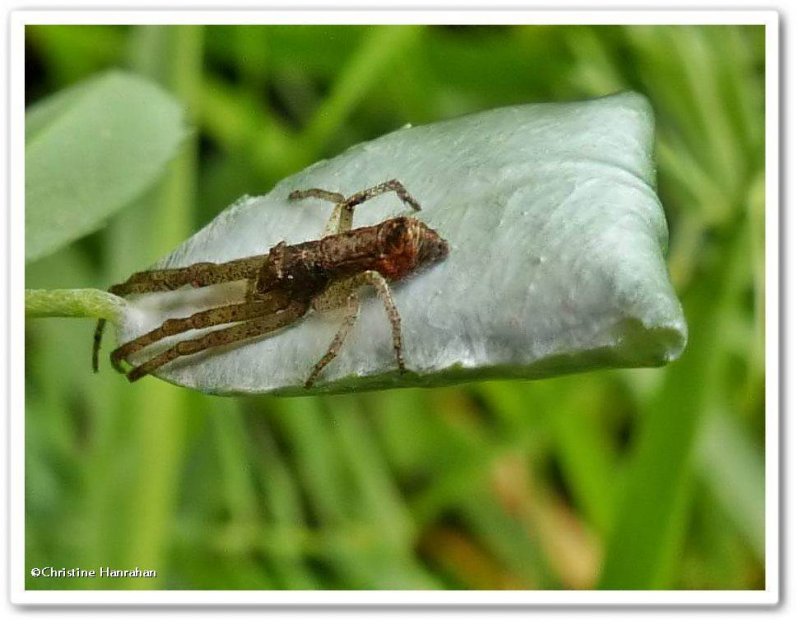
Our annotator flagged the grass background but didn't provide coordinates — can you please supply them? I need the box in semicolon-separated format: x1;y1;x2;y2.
24;24;766;590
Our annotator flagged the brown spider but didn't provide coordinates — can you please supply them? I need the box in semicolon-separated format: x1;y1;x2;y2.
93;180;449;388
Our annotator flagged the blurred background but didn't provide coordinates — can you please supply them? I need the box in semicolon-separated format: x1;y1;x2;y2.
25;24;766;590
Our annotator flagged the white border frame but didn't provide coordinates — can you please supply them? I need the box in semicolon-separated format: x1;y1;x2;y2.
9;9;780;606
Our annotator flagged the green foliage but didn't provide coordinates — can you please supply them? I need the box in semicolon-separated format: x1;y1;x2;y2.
24;24;765;591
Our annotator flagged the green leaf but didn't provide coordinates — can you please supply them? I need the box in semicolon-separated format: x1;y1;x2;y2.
109;92;686;395
25;70;189;262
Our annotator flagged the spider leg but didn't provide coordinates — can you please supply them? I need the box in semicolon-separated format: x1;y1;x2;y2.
288;188;352;236
109;255;267;296
287;188;346;204
288;179;422;236
287;188;349;236
94;253;276;372
92;319;107;373
305;293;360;388
358;270;406;374
126;300;308;382
111;293;290;373
306;269;405;387
343;179;422;214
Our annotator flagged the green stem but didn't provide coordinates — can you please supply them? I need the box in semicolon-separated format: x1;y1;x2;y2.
25;288;123;320
117;24;203;591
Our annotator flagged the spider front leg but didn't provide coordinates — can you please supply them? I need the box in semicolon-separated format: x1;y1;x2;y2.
288;179;422;235
306;270;406;387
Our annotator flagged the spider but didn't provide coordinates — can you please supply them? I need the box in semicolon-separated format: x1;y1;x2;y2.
93;180;449;388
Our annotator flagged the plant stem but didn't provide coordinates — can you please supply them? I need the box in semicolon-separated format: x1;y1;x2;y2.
117;24;204;591
25;288;123;320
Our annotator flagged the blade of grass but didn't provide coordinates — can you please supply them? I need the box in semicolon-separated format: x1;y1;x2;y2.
598;219;748;589
229;397;318;588
207;403;259;526
547;377;619;537
266;396;386;588
267;396;349;524
326;396;440;588
362;389;440;475
296;25;422;160
114;25;204;589
460;487;557;588
697;410;765;560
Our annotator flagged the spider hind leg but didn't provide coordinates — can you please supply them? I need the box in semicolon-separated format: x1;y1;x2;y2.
126;300;308;382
